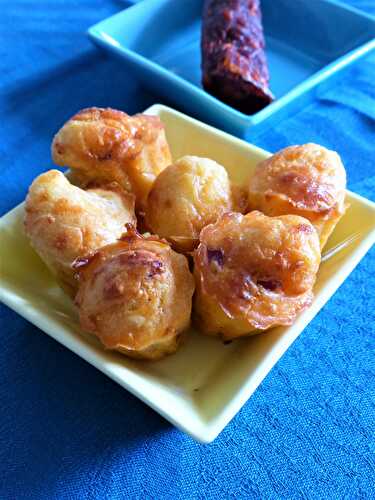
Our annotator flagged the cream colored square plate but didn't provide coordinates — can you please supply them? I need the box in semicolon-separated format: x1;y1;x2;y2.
1;104;374;443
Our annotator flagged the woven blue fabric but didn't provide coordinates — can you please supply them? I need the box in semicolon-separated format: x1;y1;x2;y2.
1;1;374;498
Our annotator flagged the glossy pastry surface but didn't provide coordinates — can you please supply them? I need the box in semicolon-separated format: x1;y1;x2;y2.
194;211;321;339
248;143;347;248
24;170;135;296
51;107;172;211
146;156;233;251
74;229;195;360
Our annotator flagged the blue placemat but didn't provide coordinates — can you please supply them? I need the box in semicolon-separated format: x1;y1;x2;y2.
0;1;374;498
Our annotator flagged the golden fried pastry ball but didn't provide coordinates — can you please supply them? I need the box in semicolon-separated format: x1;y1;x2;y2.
194;211;321;340
248;144;347;249
146;156;233;252
74;229;195;360
24;170;136;296
51;107;172;211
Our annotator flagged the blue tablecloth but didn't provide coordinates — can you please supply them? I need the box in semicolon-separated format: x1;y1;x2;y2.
1;1;374;498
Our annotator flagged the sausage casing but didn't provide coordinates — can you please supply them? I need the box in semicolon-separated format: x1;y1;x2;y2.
201;0;273;114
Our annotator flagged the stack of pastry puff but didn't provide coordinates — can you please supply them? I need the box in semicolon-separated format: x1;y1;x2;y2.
24;107;347;360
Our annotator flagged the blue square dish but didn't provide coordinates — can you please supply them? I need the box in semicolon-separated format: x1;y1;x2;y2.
88;0;375;139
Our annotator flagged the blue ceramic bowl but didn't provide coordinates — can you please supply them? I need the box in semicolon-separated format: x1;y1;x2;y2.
88;0;375;139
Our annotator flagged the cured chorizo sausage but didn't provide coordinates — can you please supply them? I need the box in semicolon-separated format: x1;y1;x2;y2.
201;0;273;114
